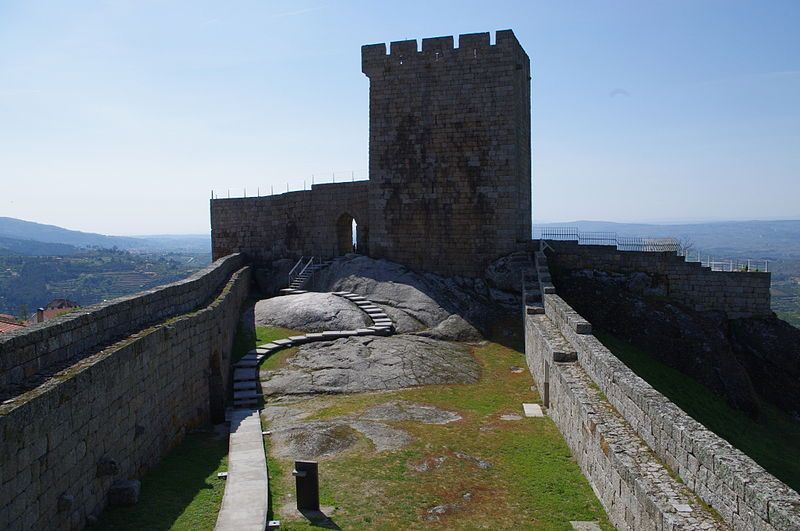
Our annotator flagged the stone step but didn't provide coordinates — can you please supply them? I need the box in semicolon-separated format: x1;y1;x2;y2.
239;354;263;363
234;368;257;381
234;381;258;391
234;390;260;400
321;331;346;339
304;332;326;340
288;335;311;344
272;338;293;347
233;399;259;408
355;328;376;335
235;360;259;368
259;342;281;350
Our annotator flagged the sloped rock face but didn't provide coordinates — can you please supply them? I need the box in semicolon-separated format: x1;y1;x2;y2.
261;335;479;396
254;292;370;332
552;267;800;419
729;317;800;419
313;254;519;338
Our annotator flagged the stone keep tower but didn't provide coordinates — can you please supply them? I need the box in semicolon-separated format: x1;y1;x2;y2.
362;30;531;277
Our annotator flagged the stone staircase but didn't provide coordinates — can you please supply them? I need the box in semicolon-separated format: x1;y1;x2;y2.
279;256;332;295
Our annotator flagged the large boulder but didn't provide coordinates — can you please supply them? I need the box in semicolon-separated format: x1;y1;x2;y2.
314;254;518;336
254;292;370;332
261;335;479;396
415;314;482;342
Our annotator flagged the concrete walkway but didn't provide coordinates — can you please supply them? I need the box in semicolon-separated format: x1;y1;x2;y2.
214;409;269;530
215;291;394;530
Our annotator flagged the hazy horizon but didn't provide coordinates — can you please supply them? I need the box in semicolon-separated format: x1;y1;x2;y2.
2;1;798;233
5;214;800;239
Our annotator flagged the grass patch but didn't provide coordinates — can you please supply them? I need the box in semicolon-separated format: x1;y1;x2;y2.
94;431;227;530
597;332;800;491
265;336;612;529
231;323;297;363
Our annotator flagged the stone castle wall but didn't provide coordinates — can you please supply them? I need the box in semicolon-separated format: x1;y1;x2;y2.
362;30;532;276
525;253;800;530
211;181;369;264
0;260;251;530
0;254;245;399
210;30;533;278
547;241;771;319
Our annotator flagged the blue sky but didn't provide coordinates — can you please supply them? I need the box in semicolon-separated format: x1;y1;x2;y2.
1;1;798;234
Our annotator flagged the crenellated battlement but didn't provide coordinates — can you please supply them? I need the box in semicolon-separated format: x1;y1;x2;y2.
362;29;527;75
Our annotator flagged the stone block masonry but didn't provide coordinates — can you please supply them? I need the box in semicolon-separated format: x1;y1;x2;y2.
211;181;369;263
525;252;800;530
211;30;533;278
0;253;246;399
0;258;251;530
363;30;532;277
547;241;771;319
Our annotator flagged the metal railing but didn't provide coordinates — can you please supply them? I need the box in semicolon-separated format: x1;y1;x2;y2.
535;226;768;273
536;227;681;252
211;169;369;199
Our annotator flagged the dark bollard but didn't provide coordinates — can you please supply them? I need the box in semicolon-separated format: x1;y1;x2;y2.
293;460;320;512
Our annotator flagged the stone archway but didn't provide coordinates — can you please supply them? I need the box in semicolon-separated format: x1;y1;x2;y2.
336;212;360;255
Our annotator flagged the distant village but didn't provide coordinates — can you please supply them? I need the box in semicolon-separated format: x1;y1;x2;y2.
0;298;79;334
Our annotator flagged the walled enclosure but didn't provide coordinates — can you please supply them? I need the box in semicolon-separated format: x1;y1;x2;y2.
547;241;771;319
212;30;532;277
0;256;251;530
525;252;800;530
212;181;369;265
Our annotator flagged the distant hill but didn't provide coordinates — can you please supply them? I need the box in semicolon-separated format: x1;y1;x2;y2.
537;220;800;260
0;217;210;253
0;236;81;256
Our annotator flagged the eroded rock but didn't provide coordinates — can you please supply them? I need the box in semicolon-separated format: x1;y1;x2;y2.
262;335;479;396
254;292;370;332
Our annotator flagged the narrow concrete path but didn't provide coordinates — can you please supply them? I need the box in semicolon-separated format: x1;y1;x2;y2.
215;291;394;530
214;409;268;531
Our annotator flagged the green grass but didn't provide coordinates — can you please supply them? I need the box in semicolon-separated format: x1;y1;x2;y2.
231;322;298;363
597;332;800;492
266;336;612;530
96;324;299;530
94;431;228;530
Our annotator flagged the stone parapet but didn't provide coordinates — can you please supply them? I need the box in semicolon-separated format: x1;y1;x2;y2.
525;252;800;530
547;241;771;319
0;265;251;530
0;254;245;399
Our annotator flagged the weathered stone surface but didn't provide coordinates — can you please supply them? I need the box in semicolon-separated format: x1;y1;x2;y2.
211;31;531;279
264;400;461;459
550;263;799;417
359;400;462;425
108;480;140;507
261;335;478;396
525;257;800;531
0;253;245;401
0;260;251;530
316;254;514;335
484;251;533;293
414;314;482;342
254;292;370;332
96;457;120;477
